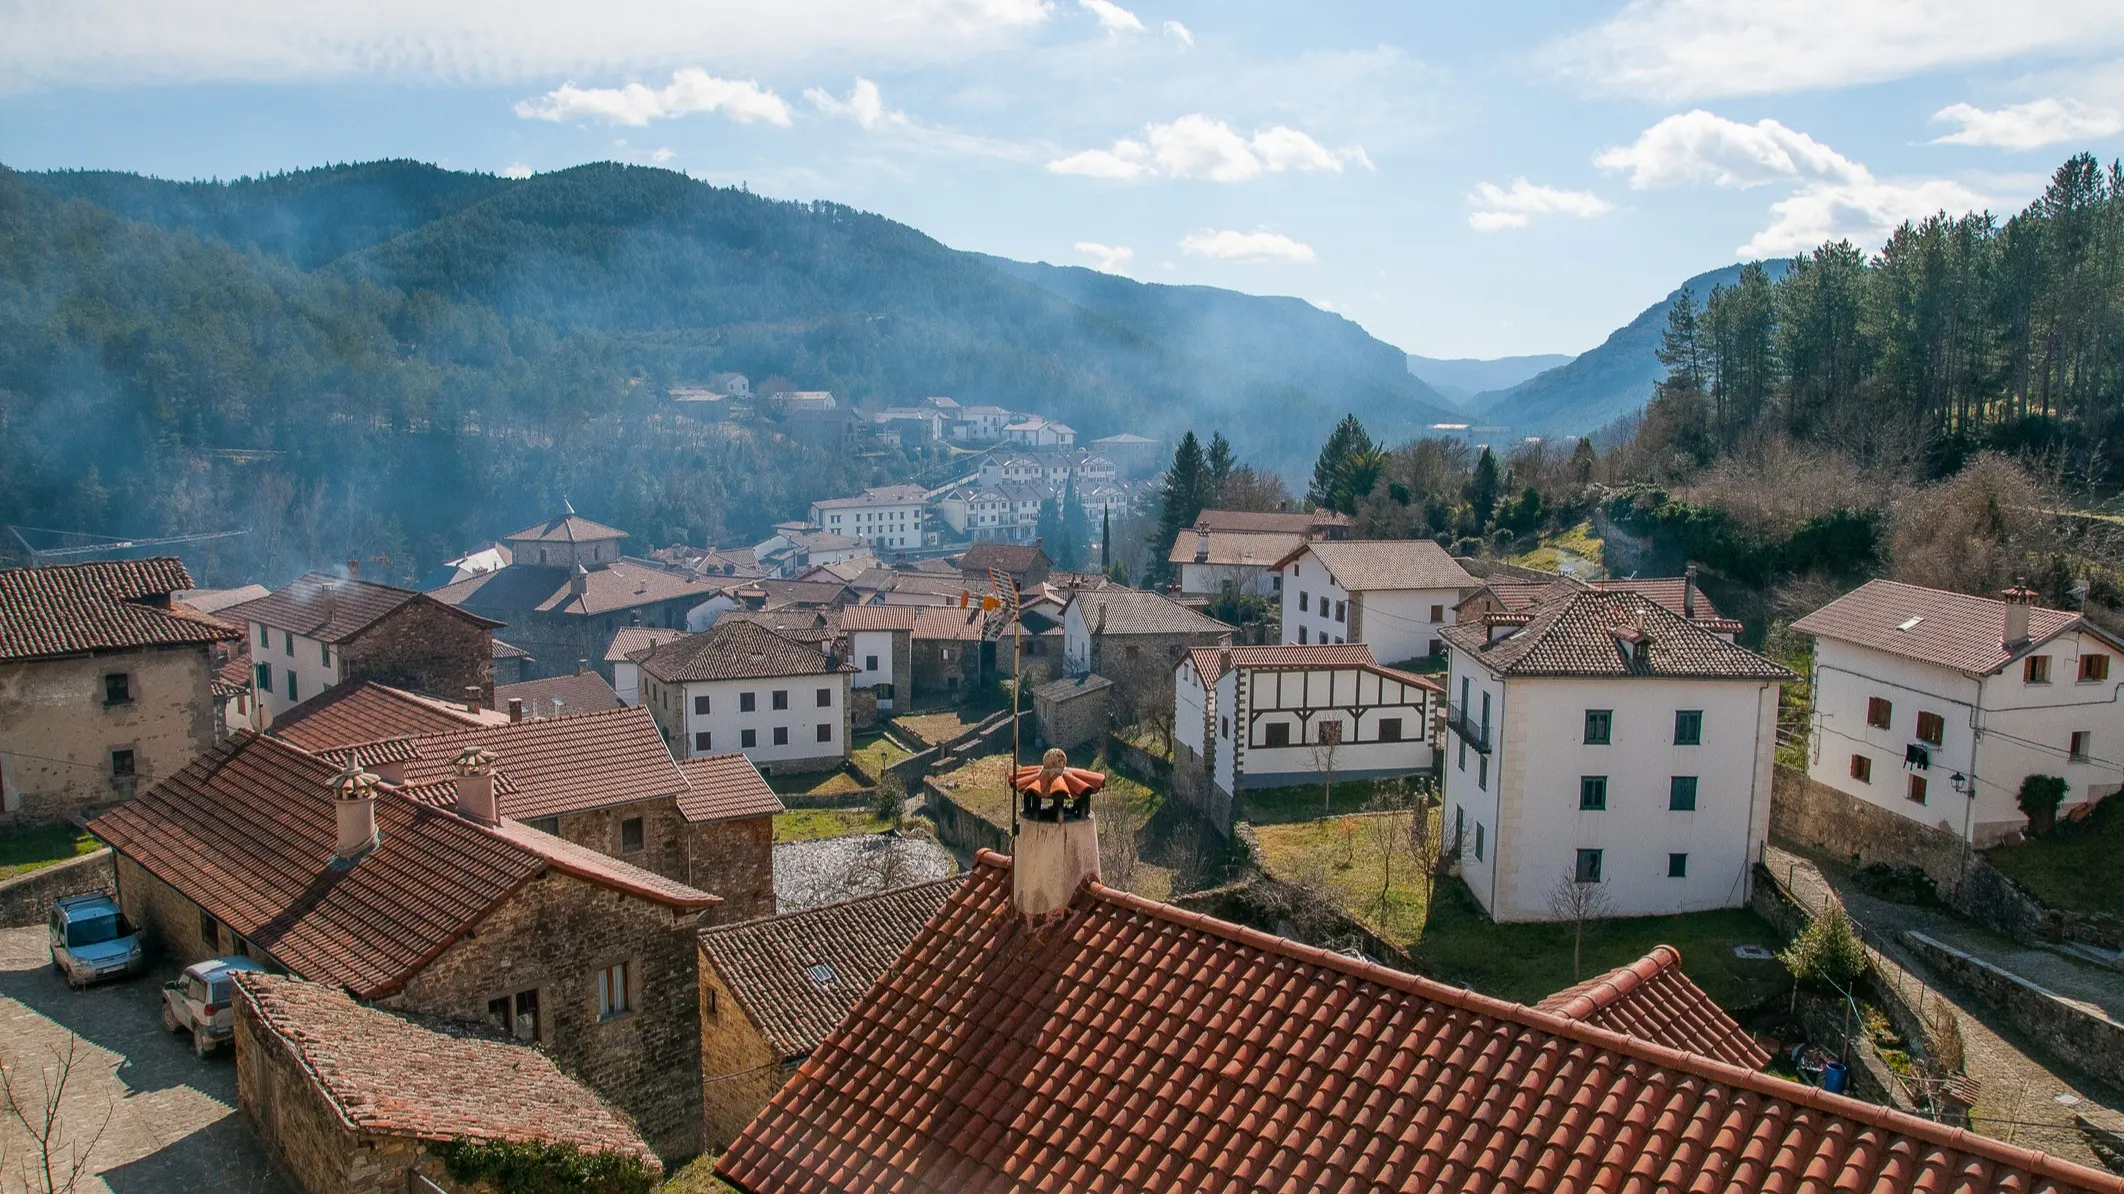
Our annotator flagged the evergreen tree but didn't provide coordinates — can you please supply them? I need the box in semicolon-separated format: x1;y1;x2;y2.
1036;496;1063;558
1307;415;1374;509
1654;286;1710;395
1466;446;1501;526
1057;479;1090;570
1100;508;1111;572
1568;437;1597;483
1145;432;1212;584
1206;432;1235;501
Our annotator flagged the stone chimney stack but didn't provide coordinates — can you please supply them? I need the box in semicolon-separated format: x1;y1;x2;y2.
1683;563;1698;620
452;745;501;826
570;564;589;599
464;686;482;715
508;698;524;724
2003;581;2038;647
330;760;380;862
577;658;589;676
346;558;360;580
1012;749;1102;918
1194;530;1210;563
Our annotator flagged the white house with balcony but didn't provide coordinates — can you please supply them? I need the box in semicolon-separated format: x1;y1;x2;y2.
636;620;852;773
1792;579;2124;846
809;485;929;551
1275;540;1477;665
1439;582;1792;922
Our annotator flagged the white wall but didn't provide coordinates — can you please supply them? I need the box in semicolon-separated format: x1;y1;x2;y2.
249;621;344;724
1175;659;1210;761
1232;666;1434;786
1062;603;1091;676
614;660;642;706
664;673;849;764
1178;562;1279;599
851;630;894;691
1276;552;1459;662
815;502;923;549
1280;557;1352;647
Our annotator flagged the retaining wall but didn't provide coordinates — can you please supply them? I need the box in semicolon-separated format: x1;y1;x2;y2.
0;849;115;928
1769;766;1969;892
922;779;1011;857
1902;930;2124;1089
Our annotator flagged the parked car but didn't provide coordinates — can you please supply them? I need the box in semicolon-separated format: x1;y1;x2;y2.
161;956;266;1057
47;893;143;989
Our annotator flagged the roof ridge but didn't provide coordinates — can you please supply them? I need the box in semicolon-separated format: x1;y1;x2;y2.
699;873;964;939
953;852;2124;1191
1543;944;1681;1020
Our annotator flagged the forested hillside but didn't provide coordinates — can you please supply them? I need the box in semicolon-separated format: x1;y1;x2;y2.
0;160;1450;585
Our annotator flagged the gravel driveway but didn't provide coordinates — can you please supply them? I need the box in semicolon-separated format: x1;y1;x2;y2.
0;927;292;1194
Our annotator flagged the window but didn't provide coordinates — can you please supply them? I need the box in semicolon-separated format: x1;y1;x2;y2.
1866;697;1892;730
741;728;758;748
817;687;832;707
286;672;298;702
110;749;134;779
694;731;712;752
1583;709;1612;745
2025;655;2052;684
489;989;541;1040
256;662;272;692
1474;822;1485;861
320;642;331;667
1264;722;1291;747
1477;753;1488;791
1668;853;1688;878
1670;776;1698;811
865;655;879;672
772;726;789;746
1379;718;1403;742
1579;776;1608;810
1575;848;1604;883
1297;627;1308;644
1457;739;1466;771
1907;774;1928;804
1430;604;1445;622
1299;591;1310;612
200;910;219;949
1316;720;1343;745
1916;711;1945;746
1674;710;1702;746
102;673;131;706
1334;600;1347;623
694;694;711;716
817;723;833;743
1849;754;1872;783
2082;653;2110;682
284;631;294;656
772;689;789;710
2070;730;2092;762
257;624;269;648
528;816;559;835
740;691;757;713
1220;716;1230;739
620;817;645;853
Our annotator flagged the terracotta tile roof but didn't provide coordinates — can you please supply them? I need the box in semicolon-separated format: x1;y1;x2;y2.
812;484;929;510
494;671;624;719
271;681;498;757
503;513;626;543
1442;586;1794;681
175;584;272;615
1277;538;1477;592
1182;642;1446;693
433;560;726;619
1589;577;1726;620
848;569;977;600
492;638;532;661
604;626;691;662
1167;529;1307;567
675;754;785;824
1193;508;1349;534
958;543;1049;575
719;853;2124;1194
699;876;965;1062
840;605;921;632
0;558;239;663
1067;588;1232;637
909;606;986;642
233;974;660;1168
213;650;252;701
754;580;854;609
1792;578;2094;675
722;608;843;645
399;706;689;821
225;573;499;643
1534;945;1769;1070
639;620;843;684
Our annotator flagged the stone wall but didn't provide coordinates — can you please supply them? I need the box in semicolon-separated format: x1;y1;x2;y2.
1902;930;2124;1088
0;849;115;929
1170;741;1228;835
698;956;795;1150
911;638;981;700
550;795;692;887
1090;630;1228;726
1033;677;1111;751
1769;765;1970;892
688;815;776;923
112;854;226;969
850;686;879;730
1;645;219;827
393;871;705;1163
922;779;1011;857
346;601;495;705
1102;734;1173;788
1957;854;2124;952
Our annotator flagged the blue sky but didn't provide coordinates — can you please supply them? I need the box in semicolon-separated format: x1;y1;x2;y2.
5;0;2123;358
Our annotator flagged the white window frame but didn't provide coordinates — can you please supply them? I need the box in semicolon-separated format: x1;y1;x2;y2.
597;960;633;1019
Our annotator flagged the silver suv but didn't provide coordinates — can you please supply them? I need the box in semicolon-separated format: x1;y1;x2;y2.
161;956;266;1057
48;893;143;989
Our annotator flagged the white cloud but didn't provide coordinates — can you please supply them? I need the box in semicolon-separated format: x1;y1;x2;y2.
0;0;1053;90
1074;241;1134;273
1179;228;1316;263
1048;115;1367;182
1466;178;1612;231
500;162;533;179
1931;98;2124;150
804;76;1034;161
651;147;676;163
1548;1;2124;100
515;68;791;126
1596;110;1991;257
1162;19;1192;46
1079;0;1143;35
805;77;892;129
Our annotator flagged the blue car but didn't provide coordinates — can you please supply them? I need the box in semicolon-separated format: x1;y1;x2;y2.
48;893;144;989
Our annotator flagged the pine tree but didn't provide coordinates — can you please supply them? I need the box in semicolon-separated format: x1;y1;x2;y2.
1307;415;1374;510
1206;432;1235;501
1057;479;1090;570
1100;508;1112;572
1036;496;1063;558
1146;431;1212;584
1654;286;1710;395
1466;446;1500;526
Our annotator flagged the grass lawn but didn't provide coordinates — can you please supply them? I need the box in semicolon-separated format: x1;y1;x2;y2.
850;730;913;781
1986;796;2124;920
764;767;871;798
663;1157;741;1193
893;708;983;747
1512;520;1605;575
773;808;894;843
1238;778;1395;825
0;824;99;881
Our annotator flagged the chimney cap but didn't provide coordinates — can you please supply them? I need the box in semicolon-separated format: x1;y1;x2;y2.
451;745;499;777
330;761;381;801
2003;581;2040;604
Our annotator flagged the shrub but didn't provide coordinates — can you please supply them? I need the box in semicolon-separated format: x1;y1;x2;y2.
1779;904;1868;992
2018;774;2068;836
873;775;907;825
435;1139;658;1194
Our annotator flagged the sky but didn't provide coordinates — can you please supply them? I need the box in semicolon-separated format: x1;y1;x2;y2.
4;1;2124;359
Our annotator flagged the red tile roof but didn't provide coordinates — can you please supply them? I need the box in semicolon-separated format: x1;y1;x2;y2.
1792;578;2096;675
1183;642;1444;693
1443;586;1793;681
233;974;660;1168
225;572;500;643
840;605;921;632
399;706;689;821
675;754;785;824
503;513;626;543
1066;588;1231;636
719;852;2123;1194
908;606;986;642
0;558;239;663
1167;529;1307;566
604;626;690;662
494;671;625;718
700;876;964;1061
434;560;727;618
1193;508;1349;534
958;543;1050;576
638;620;844;683
270;681;496;757
1276;538;1477;592
1533;945;1769;1070
1481;576;1729;622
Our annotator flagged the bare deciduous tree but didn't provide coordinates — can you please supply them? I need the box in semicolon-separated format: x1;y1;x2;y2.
2;1035;111;1194
1545;870;1613;983
1096;793;1140;894
1309;720;1343;814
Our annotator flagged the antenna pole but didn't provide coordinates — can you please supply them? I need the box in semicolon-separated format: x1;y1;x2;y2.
1011;616;1023;841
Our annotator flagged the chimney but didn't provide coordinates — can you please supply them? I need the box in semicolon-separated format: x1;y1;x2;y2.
577;658;589;675
508;697;524;724
1194;530;1210;563
464;686;482;715
1683;563;1698;620
452;745;501;826
346;558;360;580
330;760;381;862
570;564;589;599
1012;749;1102;918
2003;581;2038;647
1218;645;1232;676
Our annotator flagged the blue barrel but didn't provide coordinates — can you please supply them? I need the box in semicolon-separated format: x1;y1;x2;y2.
1822;1061;1849;1094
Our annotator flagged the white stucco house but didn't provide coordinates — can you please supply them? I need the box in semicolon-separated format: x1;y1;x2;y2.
1175;644;1441;823
1275;540;1477;665
809;485;929;552
840;605;917;713
1792;579;2124;846
1169;530;1305;599
1439;581;1792;923
636;619;852;773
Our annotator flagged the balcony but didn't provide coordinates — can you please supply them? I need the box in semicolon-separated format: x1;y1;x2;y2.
1446;703;1491;753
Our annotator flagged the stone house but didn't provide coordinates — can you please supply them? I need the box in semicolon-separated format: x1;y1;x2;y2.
1275;539;1477;666
87;732;716;1160
959;542;1051;591
908;605;986;700
225;571;502;728
233;974;660;1194
1060;589;1231;726
840;605;914;716
605;626;691;706
639;620;853;774
1032;674;1113;751
0;558;239;827
696;876;962;1150
431;509;730;683
673;755;784;922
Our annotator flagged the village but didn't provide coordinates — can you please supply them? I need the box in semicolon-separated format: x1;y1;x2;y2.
6;430;2124;1194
